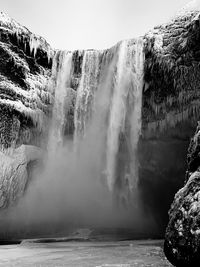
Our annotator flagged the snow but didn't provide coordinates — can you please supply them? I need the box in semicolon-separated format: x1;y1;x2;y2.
0;12;53;61
154;34;163;51
0;240;171;267
0;41;30;72
0;98;44;131
0;12;27;34
0;12;53;134
0;70;50;131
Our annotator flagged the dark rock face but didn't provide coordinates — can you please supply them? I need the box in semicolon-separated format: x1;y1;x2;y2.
164;123;200;266
138;139;188;232
139;9;200;230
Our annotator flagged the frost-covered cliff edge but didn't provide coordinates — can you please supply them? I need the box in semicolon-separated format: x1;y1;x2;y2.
0;12;53;208
162;4;200;265
0;12;53;149
140;7;200;229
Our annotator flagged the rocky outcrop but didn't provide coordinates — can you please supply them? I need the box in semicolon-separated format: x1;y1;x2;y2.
0;12;54;149
143;8;200;138
164;123;200;266
0;12;54;209
164;5;200;249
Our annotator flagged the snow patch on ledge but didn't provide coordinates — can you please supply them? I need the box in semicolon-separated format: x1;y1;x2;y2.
0;98;44;132
0;11;54;61
0;12;27;33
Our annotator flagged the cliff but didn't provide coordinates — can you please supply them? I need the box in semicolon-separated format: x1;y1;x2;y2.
164;123;200;266
143;9;200;138
164;4;200;266
0;12;53;208
0;12;53;149
139;6;200;230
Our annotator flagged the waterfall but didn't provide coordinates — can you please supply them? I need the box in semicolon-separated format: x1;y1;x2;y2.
129;39;144;189
74;50;101;144
0;39;146;237
47;51;73;155
46;39;144;204
106;40;130;191
106;39;144;193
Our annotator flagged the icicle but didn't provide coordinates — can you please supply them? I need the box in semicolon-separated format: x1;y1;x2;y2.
29;34;41;58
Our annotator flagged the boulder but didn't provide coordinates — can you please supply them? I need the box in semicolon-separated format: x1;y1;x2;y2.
164;123;200;266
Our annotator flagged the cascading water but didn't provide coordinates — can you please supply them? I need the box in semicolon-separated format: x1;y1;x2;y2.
106;40;130;192
106;39;144;197
74;50;101;143
129;39;144;190
38;38;145;214
47;50;73;155
47;39;144;202
1;39;146;237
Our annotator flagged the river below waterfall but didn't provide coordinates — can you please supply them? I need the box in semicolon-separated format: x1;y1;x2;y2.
0;240;172;267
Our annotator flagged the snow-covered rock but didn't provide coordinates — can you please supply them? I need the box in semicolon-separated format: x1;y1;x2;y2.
0;145;42;209
164;123;200;266
0;11;54;149
0;12;54;210
143;9;200;138
140;6;200;232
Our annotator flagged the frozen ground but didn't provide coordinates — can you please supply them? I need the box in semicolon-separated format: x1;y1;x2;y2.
0;239;172;267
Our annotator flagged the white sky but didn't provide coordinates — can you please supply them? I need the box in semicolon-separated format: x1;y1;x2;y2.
1;0;190;50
